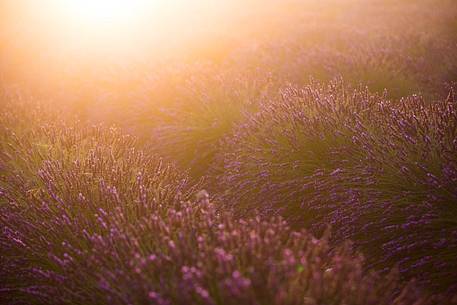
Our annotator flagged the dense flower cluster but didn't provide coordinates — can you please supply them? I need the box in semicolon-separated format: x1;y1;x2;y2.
1;101;446;304
216;82;457;293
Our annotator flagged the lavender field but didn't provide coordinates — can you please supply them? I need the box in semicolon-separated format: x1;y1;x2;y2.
1;0;457;304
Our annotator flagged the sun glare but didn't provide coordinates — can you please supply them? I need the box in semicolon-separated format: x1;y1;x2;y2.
40;0;170;60
59;0;149;28
1;0;246;66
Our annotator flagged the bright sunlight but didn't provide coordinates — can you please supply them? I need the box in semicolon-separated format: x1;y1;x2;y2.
1;0;244;64
57;0;149;27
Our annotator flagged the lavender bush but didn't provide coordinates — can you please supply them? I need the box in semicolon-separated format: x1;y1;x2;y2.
216;81;457;293
132;65;273;179
335;89;457;292
215;80;375;222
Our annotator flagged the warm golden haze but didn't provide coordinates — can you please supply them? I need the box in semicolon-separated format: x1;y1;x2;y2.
1;1;457;304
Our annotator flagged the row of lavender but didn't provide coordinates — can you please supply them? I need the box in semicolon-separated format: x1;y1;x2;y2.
141;79;457;295
212;81;457;293
1;94;448;304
